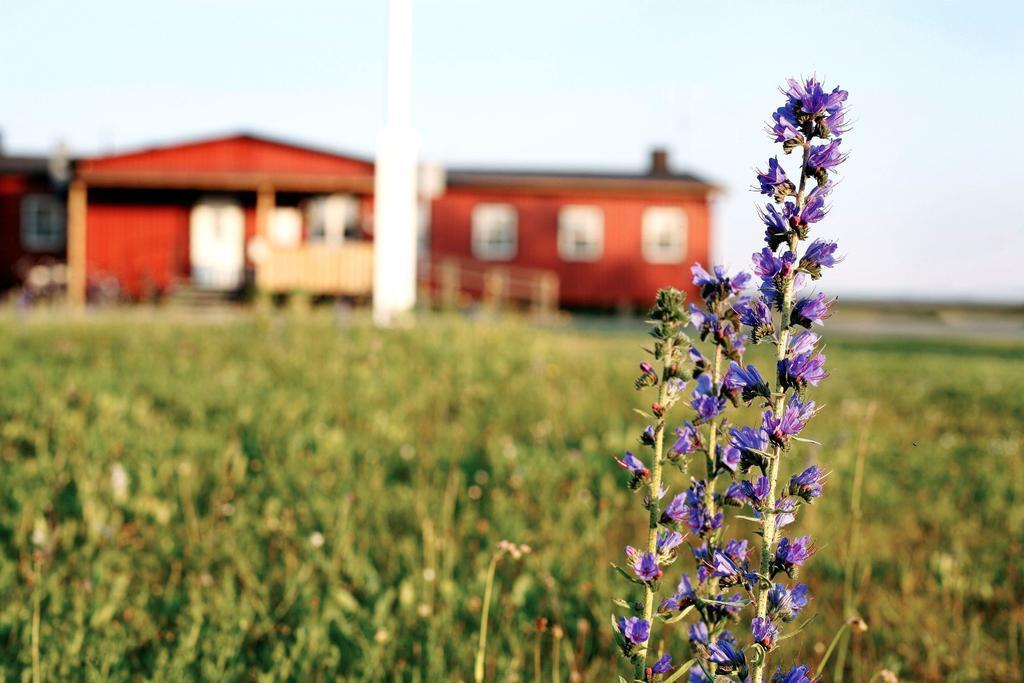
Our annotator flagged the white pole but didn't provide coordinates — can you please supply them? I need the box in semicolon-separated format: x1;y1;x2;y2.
373;0;419;326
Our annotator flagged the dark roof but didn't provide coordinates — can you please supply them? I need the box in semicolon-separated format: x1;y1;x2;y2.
446;166;718;196
0;155;50;175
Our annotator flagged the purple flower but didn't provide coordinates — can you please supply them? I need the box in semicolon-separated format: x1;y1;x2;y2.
785;77;847;121
706;593;746;623
651;653;673;675
763;396;816;447
790;293;833;329
723;481;747;506
691;263;751;303
627;546;663;582
708;635;746;675
787;331;820;357
752;616;780;650
726;425;771;474
640;424;657;446
662;493;687;524
723;361;771;403
689;620;709;646
770;105;802;145
689;345;709;376
691;374;725;423
774;496;798;528
789;465;827;502
752;247;797;283
806;138;847;175
774;535;815;577
663;481;723;537
616;451;649;489
717;444;740;473
800;239;840;279
760;203;791;249
656;529;685;555
757;157;795;200
769;582;811;622
772;664;815;683
724;538;749;563
778;351;829;391
671;422;702;456
786;183;831;233
710;551;745;586
660;574;696;611
617;616;650;645
741;476;772;508
737;296;775;339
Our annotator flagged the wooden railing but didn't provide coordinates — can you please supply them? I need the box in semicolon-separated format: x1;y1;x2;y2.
418;256;559;315
256;242;373;295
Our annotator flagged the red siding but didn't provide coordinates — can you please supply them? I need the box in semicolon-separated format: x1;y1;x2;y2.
430;189;710;308
0;174;65;289
80;135;373;176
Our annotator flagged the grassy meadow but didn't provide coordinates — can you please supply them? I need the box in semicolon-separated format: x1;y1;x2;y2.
0;311;1022;681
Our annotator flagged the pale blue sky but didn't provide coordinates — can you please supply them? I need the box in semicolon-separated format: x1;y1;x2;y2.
3;1;1022;301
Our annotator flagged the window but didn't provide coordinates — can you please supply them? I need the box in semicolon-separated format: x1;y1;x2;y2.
642;207;688;264
557;205;604;262
471;203;517;260
307;194;360;244
21;195;66;252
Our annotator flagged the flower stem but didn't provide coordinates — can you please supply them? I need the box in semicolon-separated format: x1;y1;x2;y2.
751;144;811;683
635;344;675;681
474;553;500;683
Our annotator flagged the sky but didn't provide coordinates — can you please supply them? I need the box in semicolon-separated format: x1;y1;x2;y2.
3;0;1023;302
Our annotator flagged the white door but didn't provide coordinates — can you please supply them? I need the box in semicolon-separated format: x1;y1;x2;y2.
190;199;245;289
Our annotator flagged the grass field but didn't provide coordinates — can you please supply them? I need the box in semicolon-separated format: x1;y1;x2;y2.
1;312;1022;681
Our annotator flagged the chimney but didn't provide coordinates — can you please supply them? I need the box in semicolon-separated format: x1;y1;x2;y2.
649;147;670;176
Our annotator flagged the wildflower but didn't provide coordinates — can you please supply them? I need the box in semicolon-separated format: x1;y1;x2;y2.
757;157;795;200
660;574;696;611
616;451;649;489
752;616;780;650
763;397;817;447
760;203;791;250
787;331;820;357
689;345;710;377
650;653;674;675
664;481;723;536
789;466;827;502
806;138;847;176
726;425;771;473
691;374;725;423
752;247;797;283
617;616;650;646
665;377;687;400
799;239;840;279
717;444;741;473
656;529;685;556
708;634;747;677
626;546;663;582
640;424;657;446
741;476;772;509
723;361;771;404
772;664;815;683
788;183;831;233
773;496;798;528
774;536;815;577
692;263;751;303
689;667;712;683
706;593;746;623
671;422;702;457
769;105;803;149
724;538;749;563
737;297;776;343
778;351;829;391
768;582;810;622
689;621;709;647
723;481;747;507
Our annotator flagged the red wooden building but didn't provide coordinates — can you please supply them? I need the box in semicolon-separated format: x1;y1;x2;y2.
0;151;68;292
4;132;717;309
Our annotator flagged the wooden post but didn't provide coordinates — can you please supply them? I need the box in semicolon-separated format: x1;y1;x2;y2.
535;272;559;318
66;180;87;308
439;257;460;310
255;183;275;239
483;267;508;311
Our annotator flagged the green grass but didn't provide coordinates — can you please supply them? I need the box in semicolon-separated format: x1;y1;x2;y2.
0;312;1022;681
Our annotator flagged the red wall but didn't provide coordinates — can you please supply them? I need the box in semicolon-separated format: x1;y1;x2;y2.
84;191;259;298
430;189;710;308
0;174;65;289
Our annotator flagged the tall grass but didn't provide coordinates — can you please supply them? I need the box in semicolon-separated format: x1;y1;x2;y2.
0;312;1021;680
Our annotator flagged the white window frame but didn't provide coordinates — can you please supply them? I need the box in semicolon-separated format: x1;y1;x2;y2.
557;205;604;262
21;195;66;252
641;206;688;264
471;203;517;261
